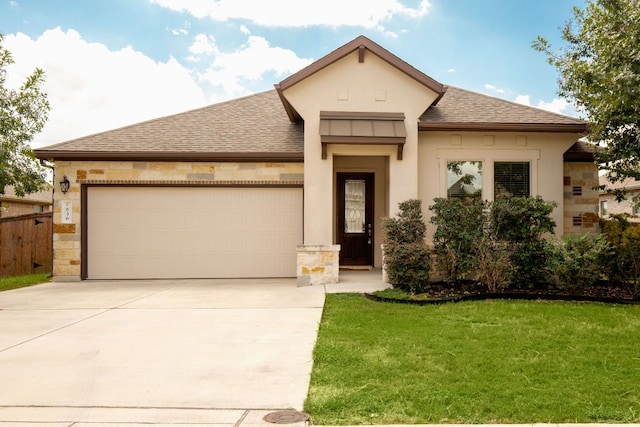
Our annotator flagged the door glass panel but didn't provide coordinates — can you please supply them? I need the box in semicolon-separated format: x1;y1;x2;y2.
345;179;365;233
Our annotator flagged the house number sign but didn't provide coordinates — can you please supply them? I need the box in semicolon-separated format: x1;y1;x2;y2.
61;200;73;224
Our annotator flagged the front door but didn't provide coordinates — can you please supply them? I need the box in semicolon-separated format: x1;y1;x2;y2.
336;173;374;266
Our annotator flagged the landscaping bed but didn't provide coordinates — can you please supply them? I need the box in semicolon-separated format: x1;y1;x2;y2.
368;281;639;305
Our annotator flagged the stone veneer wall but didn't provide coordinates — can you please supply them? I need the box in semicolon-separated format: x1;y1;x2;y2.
296;245;340;286
52;160;304;280
563;162;600;235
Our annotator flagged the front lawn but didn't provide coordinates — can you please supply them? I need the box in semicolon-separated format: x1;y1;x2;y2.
0;274;50;292
305;294;640;425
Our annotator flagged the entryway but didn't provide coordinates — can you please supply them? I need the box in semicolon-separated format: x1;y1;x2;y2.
333;156;388;269
336;172;374;266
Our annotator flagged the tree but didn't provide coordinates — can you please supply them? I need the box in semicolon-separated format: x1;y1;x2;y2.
533;0;640;200
0;33;50;196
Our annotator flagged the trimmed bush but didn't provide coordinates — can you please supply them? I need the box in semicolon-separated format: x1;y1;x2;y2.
429;196;558;289
382;199;430;294
429;197;484;285
490;196;557;288
549;234;612;292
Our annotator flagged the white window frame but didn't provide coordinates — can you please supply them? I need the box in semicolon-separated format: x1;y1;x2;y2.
437;149;540;201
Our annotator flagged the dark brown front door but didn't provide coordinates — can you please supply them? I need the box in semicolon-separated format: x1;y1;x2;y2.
336;172;374;266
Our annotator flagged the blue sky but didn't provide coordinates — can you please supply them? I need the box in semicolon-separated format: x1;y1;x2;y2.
1;0;586;148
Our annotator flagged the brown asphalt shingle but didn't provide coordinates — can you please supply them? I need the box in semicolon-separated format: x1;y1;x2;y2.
35;90;303;157
35;86;587;160
420;86;586;125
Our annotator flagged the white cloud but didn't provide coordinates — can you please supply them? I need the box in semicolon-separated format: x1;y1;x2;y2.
513;94;572;115
4;28;207;148
188;33;218;56
484;83;505;94
537;97;570;114
149;0;430;27
447;68;456;73
199;35;312;97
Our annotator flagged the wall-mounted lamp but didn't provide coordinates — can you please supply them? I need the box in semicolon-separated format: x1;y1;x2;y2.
59;175;70;194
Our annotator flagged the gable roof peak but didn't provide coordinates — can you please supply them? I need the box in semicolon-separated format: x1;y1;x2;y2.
275;35;445;122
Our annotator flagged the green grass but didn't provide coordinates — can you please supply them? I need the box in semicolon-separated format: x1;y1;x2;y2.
305;293;640;425
0;274;50;292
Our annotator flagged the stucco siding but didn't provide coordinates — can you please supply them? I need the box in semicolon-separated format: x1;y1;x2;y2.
418;131;581;241
281;49;439;246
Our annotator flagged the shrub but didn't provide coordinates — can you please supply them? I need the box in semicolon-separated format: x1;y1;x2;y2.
474;235;513;293
600;215;640;297
549;234;612;292
429;197;484;285
490;196;557;288
619;226;640;298
382;199;430;293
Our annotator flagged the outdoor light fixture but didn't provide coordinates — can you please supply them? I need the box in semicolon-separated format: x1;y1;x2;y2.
59;175;70;194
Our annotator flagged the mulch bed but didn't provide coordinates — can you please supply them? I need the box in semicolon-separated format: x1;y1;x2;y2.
366;281;639;305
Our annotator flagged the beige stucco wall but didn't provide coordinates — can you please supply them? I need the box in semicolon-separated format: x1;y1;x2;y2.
51;160;303;280
281;50;439;249
418;132;582;240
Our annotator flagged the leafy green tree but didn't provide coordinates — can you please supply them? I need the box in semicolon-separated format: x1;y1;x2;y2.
0;33;50;196
533;0;640;199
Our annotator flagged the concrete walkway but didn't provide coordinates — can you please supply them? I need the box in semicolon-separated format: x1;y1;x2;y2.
0;271;388;426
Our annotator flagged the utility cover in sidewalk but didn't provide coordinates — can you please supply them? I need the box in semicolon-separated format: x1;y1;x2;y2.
263;410;310;424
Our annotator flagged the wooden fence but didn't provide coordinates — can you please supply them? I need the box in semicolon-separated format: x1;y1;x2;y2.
0;212;52;278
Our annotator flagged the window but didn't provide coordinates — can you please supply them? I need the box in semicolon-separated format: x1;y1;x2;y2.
634;203;640;215
494;162;530;198
344;179;365;233
600;200;609;216
447;161;482;200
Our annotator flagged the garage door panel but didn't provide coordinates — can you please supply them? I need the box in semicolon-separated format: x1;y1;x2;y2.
87;187;302;279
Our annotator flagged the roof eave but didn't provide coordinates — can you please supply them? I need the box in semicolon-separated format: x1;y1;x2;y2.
274;83;302;123
418;122;589;133
33;150;305;163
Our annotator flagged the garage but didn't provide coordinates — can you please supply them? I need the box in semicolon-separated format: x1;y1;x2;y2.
85;186;303;280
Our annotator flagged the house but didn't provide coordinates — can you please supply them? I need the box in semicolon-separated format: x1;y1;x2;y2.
34;35;593;284
0;186;52;218
599;174;640;222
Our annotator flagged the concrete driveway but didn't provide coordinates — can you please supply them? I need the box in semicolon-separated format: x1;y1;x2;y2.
0;278;333;426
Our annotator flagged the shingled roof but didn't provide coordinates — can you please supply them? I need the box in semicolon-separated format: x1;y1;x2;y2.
35;82;588;162
420;86;587;132
35;90;304;162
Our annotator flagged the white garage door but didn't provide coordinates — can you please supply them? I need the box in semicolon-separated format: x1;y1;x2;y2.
86;186;303;280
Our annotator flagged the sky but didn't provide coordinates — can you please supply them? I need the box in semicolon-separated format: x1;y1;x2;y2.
1;0;587;149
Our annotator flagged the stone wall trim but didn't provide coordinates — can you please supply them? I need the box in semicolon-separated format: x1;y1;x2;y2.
79;180;304;187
